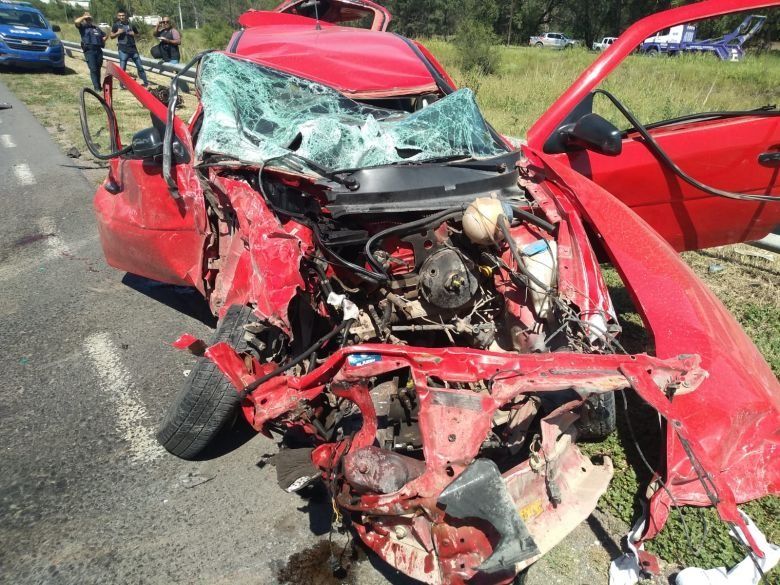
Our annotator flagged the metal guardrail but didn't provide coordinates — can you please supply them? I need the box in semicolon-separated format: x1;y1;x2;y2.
751;232;780;254
62;40;195;82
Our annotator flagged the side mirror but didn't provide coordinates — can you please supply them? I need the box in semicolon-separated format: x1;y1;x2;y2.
130;127;164;158
543;92;624;156
557;113;623;156
78;88;131;159
52;24;61;32
129;125;189;163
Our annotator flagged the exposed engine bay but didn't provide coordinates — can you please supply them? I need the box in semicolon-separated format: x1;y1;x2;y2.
179;145;707;585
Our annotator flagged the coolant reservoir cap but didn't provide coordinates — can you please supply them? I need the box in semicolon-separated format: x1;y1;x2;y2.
462;197;513;245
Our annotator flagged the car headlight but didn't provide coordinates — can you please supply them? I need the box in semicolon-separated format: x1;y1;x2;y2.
49;38;62;47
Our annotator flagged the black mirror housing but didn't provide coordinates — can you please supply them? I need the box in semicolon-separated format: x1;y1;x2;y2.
564;113;623;156
129;125;190;163
130;127;164;158
543;92;623;156
52;24;61;32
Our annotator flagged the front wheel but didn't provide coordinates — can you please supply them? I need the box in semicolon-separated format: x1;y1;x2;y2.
535;42;544;48
577;392;617;441
157;305;254;460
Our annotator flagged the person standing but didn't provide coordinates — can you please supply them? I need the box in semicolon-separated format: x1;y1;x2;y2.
110;11;149;87
153;17;182;64
74;12;106;91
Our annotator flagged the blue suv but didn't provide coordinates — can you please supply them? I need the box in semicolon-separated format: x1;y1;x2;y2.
0;1;64;72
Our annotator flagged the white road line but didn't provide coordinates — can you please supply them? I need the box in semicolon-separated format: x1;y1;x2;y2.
84;332;164;463
1;134;15;148
12;163;36;185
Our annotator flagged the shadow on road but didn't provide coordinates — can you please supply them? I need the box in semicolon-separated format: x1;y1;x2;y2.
122;272;217;327
0;65;78;75
194;417;259;460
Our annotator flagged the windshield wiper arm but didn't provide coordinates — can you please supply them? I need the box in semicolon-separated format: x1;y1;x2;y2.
264;152;360;191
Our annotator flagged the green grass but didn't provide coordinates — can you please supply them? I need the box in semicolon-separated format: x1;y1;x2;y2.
422;40;780;137
2;34;778;579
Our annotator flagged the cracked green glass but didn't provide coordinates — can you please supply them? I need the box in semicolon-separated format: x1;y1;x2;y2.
195;52;504;172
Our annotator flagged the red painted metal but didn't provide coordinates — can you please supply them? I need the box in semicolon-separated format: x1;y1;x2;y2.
531;147;780;547
550;113;780;251
200;340;703;583
206;173;313;326
271;0;391;31
231;19;436;98
527;0;780;149
95;63;208;293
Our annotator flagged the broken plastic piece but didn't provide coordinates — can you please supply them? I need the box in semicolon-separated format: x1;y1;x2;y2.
437;458;540;573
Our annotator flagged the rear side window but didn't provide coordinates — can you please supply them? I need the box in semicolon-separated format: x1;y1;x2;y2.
0;9;47;29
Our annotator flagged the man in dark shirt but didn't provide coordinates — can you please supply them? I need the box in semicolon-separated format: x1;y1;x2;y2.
110;11;149;87
153;17;182;64
74;12;106;91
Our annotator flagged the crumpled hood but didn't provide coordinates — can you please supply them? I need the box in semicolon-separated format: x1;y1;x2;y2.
232;25;437;98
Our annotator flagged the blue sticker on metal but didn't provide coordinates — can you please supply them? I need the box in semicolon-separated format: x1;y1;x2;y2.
523;239;548;256
347;353;383;367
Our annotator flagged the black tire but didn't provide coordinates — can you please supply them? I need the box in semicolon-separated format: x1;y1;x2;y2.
577;392;617;441
157;305;254;459
535;42;544;48
513;569;529;584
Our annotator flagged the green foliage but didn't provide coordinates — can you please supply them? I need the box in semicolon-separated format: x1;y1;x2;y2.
25;0;68;21
734;303;780;374
131;18;152;37
453;19;500;75
200;21;234;50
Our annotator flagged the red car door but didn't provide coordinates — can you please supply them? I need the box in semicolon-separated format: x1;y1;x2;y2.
92;64;209;295
527;0;780;251
551;114;779;251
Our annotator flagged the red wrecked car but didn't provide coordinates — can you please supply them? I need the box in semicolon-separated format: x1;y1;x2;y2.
78;0;779;583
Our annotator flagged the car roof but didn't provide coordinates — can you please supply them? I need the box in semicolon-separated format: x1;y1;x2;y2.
232;15;438;98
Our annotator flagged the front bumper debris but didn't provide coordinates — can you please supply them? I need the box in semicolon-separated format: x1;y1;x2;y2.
190;340;704;584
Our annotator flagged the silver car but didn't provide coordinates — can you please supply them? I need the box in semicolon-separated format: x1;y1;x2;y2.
529;32;579;49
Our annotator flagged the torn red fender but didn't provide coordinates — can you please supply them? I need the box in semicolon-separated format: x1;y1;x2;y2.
534;150;780;551
207;172;314;331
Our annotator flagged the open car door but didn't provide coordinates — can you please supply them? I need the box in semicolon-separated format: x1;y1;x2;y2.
527;0;780;252
80;63;208;295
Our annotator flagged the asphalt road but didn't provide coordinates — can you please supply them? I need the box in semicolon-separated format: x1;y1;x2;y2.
0;79;415;585
0;76;625;585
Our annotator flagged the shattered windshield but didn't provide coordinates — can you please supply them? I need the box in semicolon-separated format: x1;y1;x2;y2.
0;9;48;29
195;52;506;172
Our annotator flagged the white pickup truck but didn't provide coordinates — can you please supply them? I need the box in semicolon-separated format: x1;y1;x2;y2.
592;36;617;51
529;32;579;49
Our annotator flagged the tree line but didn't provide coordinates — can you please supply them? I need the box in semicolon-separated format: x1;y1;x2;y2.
33;0;777;49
